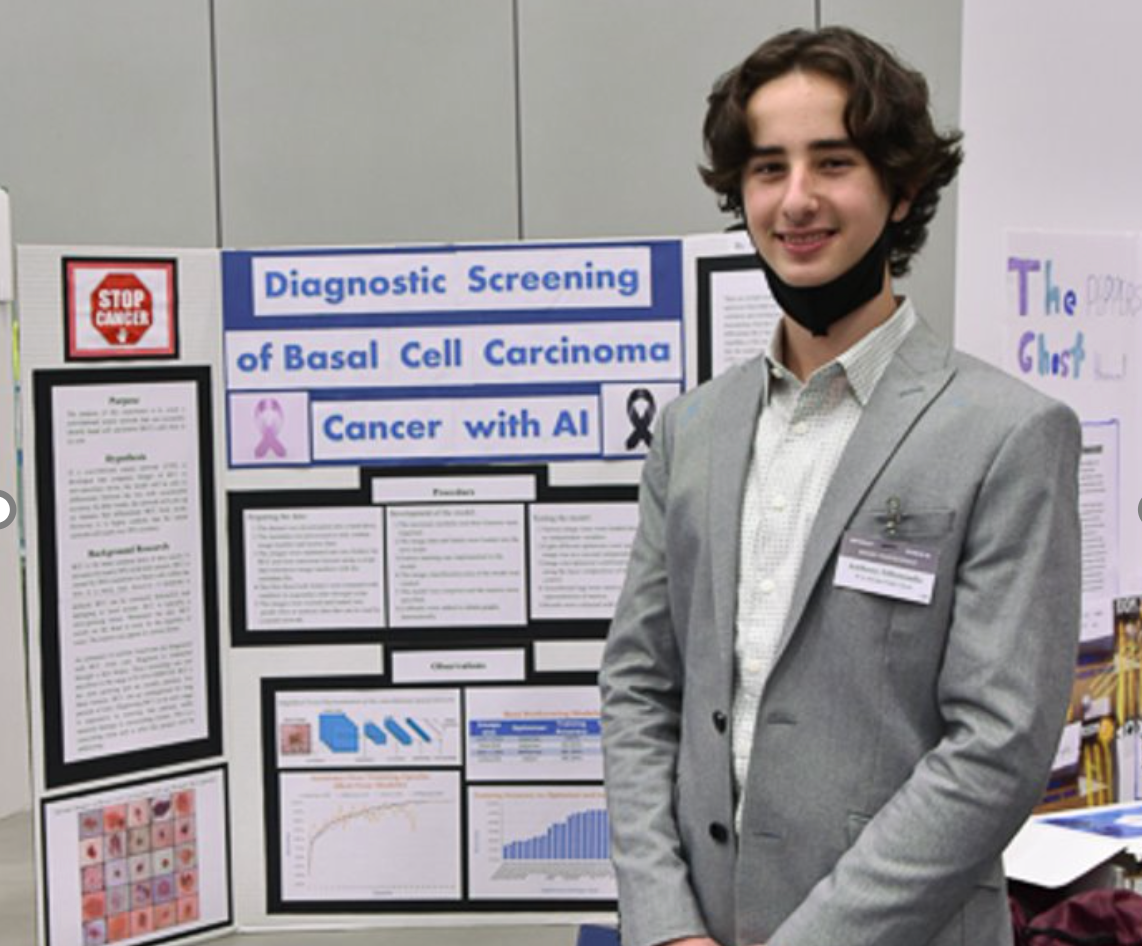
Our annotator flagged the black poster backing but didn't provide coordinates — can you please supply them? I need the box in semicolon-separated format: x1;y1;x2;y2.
261;647;614;915
41;763;234;946
229;464;636;647
34;366;223;789
696;253;764;383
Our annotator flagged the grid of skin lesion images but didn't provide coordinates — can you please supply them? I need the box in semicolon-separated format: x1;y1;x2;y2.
77;789;199;945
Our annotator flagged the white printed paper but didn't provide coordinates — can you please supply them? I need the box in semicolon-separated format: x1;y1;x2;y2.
391;649;526;684
465;686;603;782
528;502;638;620
279;770;461;902
1079;421;1119;599
43;767;230;946
245;506;384;631
275;689;461;767
386;504;526;627
51;381;209;764
468;785;616;900
709;267;778;377
371;474;536;505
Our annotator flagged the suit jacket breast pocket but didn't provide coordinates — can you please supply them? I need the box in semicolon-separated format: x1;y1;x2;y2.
845;507;958;642
848;506;956;542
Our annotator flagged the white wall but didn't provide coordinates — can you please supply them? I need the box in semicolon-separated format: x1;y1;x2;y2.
215;0;522;246
0;1;217;247
0;0;961;316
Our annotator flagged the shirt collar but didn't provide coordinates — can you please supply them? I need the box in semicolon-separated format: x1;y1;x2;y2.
764;298;917;406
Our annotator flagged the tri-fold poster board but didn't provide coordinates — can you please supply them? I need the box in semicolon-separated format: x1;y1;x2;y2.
18;224;1140;944
18;232;771;945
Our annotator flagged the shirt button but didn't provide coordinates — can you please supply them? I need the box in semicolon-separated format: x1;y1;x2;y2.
760;578;776;595
771;495;787;511
745;658;764;675
712;711;727;733
792;421;808;436
709;822;730;843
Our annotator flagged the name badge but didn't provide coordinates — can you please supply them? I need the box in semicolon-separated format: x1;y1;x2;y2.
834;531;938;605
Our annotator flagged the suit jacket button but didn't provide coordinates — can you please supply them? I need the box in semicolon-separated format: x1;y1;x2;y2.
712;711;727;733
708;822;729;843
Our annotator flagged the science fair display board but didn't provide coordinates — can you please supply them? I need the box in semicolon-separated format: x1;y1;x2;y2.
16;232;770;943
956;0;1142;814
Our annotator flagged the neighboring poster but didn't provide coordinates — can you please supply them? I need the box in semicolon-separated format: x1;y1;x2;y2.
1002;232;1142;604
63;258;179;361
1079;420;1120;602
1000;232;1142;809
33;367;222;788
1114;596;1142;803
41;765;231;946
229;465;636;646
222;241;685;467
1004;231;1142;399
262;653;613;913
1039;594;1142;813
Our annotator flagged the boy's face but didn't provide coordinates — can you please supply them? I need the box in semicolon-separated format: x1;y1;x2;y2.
740;69;908;288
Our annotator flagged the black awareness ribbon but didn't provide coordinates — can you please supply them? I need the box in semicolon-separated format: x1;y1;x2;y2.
625;388;656;449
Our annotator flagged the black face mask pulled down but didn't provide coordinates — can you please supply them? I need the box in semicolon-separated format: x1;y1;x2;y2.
756;222;894;337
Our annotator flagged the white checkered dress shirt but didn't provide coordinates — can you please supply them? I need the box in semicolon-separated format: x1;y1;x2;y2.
732;300;918;828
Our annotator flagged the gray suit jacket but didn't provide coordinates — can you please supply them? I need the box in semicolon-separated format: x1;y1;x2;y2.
600;318;1081;946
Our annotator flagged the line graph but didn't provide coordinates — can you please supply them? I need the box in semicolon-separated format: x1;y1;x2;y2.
281;771;460;902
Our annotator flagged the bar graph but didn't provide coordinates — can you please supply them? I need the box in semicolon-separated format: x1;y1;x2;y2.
467;786;616;900
502;808;610;861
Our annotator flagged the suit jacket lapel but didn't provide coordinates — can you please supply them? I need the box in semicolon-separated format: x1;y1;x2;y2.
710;359;767;661
775;321;956;661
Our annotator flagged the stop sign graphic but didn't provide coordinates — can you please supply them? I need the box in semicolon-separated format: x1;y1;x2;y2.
90;273;153;345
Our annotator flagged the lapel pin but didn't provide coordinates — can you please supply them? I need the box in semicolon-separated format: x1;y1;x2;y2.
885;496;903;537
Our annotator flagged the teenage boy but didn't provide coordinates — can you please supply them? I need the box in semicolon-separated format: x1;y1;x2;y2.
601;26;1080;946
